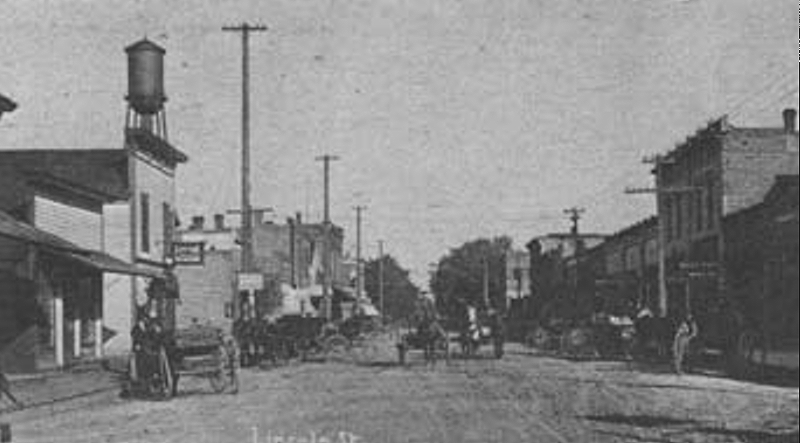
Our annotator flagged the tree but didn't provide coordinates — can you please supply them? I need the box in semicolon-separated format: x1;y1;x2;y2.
430;236;511;324
363;254;419;322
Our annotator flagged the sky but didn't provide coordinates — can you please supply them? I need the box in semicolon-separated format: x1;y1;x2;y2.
1;0;798;286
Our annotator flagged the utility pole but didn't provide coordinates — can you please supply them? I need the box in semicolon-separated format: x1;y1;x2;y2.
378;240;385;324
353;205;366;301
222;22;267;326
288;216;297;288
563;207;585;236
316;154;340;320
483;256;490;309
626;154;702;318
222;22;267;275
564;207;585;313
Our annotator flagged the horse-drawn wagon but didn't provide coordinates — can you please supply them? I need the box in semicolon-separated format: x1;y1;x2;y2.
127;321;238;399
458;306;505;359
236;314;379;367
396;322;450;366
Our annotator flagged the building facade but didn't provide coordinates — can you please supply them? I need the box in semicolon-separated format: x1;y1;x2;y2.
175;213;350;325
722;175;799;369
0;139;186;367
656;110;798;317
595;217;659;315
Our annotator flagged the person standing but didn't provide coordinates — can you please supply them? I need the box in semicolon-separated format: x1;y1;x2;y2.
673;314;698;375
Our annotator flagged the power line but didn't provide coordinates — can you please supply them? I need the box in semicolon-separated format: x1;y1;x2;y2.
725;70;796;117
728;77;798;120
736;87;800;121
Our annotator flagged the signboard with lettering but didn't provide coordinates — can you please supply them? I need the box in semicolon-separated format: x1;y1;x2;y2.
172;242;205;265
237;272;264;291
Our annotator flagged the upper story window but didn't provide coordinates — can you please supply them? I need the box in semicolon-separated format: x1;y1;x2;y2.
663;196;673;243
140;192;150;254
163;202;173;258
705;174;716;230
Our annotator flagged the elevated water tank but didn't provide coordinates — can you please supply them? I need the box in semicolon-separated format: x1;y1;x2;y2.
125;38;166;115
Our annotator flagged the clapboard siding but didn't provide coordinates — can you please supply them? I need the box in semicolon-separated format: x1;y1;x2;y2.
34;195;102;250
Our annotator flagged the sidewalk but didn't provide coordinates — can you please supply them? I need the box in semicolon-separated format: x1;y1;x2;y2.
1;362;123;415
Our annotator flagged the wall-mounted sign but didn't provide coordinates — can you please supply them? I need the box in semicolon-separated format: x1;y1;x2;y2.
172;241;205;265
237;272;264;291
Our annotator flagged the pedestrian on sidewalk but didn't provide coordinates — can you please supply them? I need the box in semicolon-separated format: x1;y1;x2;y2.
0;366;23;409
673;314;698;375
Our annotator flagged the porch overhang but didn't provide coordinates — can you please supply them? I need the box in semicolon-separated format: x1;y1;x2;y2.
62;250;162;278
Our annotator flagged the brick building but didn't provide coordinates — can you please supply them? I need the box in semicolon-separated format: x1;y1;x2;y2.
174;213;350;324
656;110;798;317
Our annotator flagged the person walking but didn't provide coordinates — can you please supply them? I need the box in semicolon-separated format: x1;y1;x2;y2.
673;314;698;375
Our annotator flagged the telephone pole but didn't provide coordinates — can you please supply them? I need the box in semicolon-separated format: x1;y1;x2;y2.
483;255;490;309
316;154;340;320
563;207;585;236
626;154;696;318
222;22;267;274
353;205;367;301
378;240;385;324
564;207;585;308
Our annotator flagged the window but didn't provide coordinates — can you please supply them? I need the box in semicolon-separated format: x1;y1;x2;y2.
163;202;173;259
140;192;150;254
706;178;716;230
695;190;704;232
663;196;673;243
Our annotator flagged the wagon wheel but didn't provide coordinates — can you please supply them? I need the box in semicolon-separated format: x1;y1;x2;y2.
323;334;351;362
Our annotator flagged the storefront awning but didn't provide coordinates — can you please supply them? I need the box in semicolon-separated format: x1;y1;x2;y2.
1;210;160;278
64;250;162;278
1;210;82;252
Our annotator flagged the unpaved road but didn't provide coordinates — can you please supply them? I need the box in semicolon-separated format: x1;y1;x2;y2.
5;337;798;443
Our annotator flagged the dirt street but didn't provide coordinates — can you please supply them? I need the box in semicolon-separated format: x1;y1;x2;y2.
4;336;798;443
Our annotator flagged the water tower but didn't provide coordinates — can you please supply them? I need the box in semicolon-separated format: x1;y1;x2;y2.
125;38;168;140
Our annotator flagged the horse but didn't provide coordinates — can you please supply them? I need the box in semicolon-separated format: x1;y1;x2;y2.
418;319;450;366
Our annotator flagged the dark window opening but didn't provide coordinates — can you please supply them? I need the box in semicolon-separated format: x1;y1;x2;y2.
141;192;150;254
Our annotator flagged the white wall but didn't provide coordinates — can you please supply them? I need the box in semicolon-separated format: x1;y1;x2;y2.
133;154;175;263
102;203;133;354
34;195;102;250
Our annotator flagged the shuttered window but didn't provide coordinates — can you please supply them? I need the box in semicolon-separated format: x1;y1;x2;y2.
140;192;150;254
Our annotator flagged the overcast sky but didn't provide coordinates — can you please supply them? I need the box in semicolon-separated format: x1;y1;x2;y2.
2;0;798;285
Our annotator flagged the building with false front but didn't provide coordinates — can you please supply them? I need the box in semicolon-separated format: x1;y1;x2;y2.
0;39;188;372
175;212;352;326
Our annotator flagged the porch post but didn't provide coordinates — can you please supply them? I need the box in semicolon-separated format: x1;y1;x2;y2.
73;318;82;359
94;317;104;358
54;296;65;368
